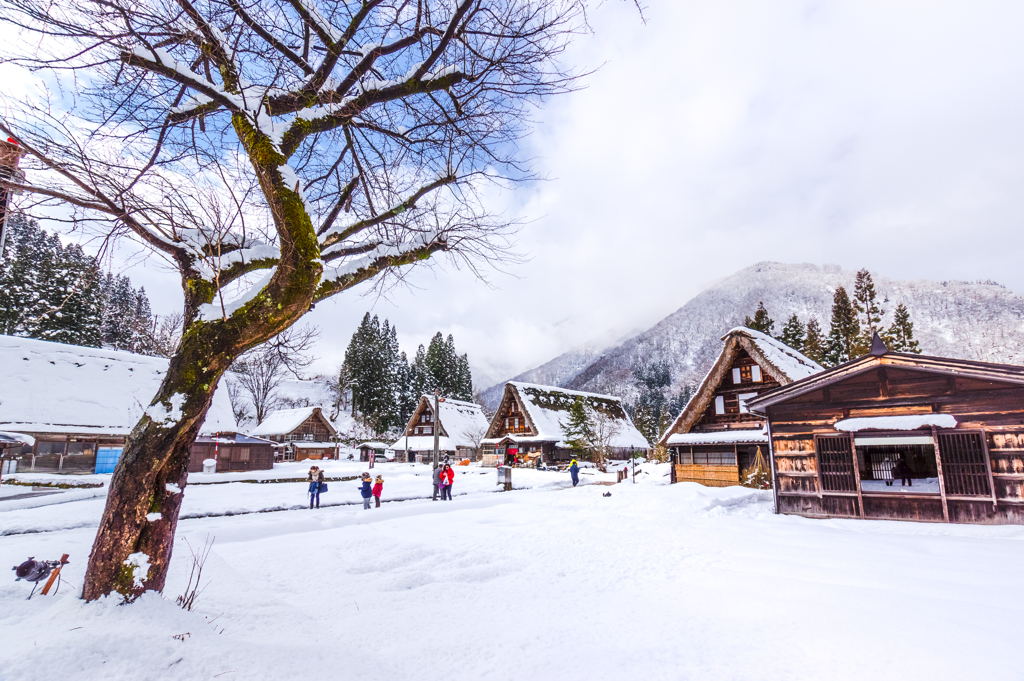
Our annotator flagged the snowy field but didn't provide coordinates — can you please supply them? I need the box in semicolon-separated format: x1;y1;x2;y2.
2;463;1024;680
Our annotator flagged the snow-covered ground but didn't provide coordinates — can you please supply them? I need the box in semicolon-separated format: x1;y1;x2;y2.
2;463;1023;680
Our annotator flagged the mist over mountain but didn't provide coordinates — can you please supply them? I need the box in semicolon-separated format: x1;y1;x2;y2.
481;262;1024;408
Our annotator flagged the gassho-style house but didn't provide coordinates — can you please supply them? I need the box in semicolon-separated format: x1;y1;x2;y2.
250;406;339;461
391;395;490;463
748;333;1024;526
0;334;239;474
660;328;824;487
481;382;649;466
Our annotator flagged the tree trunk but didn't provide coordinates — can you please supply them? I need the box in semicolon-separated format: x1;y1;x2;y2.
82;332;232;601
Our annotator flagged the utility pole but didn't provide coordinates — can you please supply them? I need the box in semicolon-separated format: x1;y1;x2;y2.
432;389;440;470
0;137;26;259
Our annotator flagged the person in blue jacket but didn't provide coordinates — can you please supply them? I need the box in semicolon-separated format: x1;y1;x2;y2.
569;459;580;487
358;472;373;509
308;466;324;509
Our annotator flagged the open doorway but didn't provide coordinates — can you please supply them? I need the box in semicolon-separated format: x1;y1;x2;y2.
857;443;939;494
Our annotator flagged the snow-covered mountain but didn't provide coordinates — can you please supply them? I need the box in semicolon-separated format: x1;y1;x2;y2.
482;262;1024;408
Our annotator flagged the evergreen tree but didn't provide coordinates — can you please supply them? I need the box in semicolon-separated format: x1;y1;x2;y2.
824;286;860;366
631;360;672;443
744;301;775;337
560;398;593;455
885;303;921;354
803;317;826;365
779;314;805;351
455;353;473;401
130;288;156;354
411;343;432;397
852;268;884;356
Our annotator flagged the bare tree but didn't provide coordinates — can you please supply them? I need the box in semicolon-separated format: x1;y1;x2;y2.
143;312;185;359
0;0;607;599
230;326;318;423
589;407;622;472
464;421;489;461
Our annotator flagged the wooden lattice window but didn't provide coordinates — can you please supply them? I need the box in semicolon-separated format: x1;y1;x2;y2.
816;435;857;492
937;432;991;497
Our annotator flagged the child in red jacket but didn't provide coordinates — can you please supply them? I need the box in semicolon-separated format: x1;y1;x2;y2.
372;475;384;508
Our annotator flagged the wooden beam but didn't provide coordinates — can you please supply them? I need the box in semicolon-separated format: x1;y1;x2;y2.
980;428;998;509
932;425;950;522
849;432;864;518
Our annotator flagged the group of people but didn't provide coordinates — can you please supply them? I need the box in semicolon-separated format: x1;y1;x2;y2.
432;463;456;500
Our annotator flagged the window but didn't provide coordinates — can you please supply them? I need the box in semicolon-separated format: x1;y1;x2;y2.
751;365;762;382
514;417;519;429
692;451;736;465
732;368;741;384
714;396;725;415
738;393;758;414
233;447;250;463
816;436;857;492
937;432;990;497
505;418;509;428
36;441;66;455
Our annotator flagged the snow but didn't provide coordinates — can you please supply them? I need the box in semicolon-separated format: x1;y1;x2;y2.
249;406;331;437
3;468;1024;680
666;428;768;445
197;267;278;322
726;326;825;380
357;442;392;450
0;335;236;436
123;552;151;589
835;414;958;432
0;431;34;446
862;478;941;493
391;435;458;452
392;397;489;451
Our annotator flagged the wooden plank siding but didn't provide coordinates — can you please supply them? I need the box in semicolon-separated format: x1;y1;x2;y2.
758;354;1024;525
674;463;739;487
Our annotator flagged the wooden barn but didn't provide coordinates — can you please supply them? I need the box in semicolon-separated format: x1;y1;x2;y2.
188;433;276;473
0;334;238;474
250;406;338;461
481;382;649;467
391;396;489;463
747;333;1024;525
660;328;824;487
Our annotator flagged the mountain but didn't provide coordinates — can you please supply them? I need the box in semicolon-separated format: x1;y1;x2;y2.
481;262;1024;408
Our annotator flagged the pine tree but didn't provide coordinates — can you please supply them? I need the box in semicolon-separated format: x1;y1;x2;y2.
130;288;156;355
411;344;431;397
803;317;826;365
779;314;805;350
852;268;884;356
885;303;921;354
824;286;860;366
560;398;593;455
744;301;775;337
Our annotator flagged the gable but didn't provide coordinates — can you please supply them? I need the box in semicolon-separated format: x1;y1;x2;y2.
485;385;536;439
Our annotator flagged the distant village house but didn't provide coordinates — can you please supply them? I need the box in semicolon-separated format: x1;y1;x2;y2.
250;406;339;461
391;396;489;463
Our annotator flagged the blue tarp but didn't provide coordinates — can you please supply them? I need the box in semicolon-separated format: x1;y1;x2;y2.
94;447;123;474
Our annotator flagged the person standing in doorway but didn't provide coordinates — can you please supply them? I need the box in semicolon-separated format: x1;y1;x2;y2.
569;459;580;487
358;472;373;509
442;464;454;500
432;465;442;500
372;475;384;508
308;466;324;509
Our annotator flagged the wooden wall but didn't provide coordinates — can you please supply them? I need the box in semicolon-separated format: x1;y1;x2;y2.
766;362;1024;525
674;463;739;487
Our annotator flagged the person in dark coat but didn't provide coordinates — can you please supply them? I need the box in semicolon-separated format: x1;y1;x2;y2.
308;466;325;509
569;459;580;487
893;457;912;487
358;472;373;509
432;465;442;500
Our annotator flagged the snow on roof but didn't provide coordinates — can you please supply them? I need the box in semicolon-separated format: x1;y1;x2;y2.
724;327;824;381
665;429;768;445
391;435;459;452
834;414;957;432
291;441;337;449
0;431;35;446
0;335;236;436
359;441;393;449
502;382;650;449
433;396;489;447
250;406;334;437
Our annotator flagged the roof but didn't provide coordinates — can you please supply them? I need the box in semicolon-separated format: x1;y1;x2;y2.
250;406;336;437
358;441;393;450
291;441;337;449
391;435;459;452
483;382;650;449
747;349;1024;414
393;396;489;450
0;334;236;436
665;429;768;446
658;328;825;447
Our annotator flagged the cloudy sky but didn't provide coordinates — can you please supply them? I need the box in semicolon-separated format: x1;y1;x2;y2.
8;1;1024;389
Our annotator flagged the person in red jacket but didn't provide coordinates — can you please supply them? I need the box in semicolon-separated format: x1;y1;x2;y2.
442;464;454;500
372;475;384;508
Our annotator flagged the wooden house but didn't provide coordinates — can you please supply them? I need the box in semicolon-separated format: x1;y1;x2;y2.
358;441;394;463
250;406;338;461
0;334;239;474
747;333;1024;525
391;396;489;463
660;328;824;487
481;382;649;466
188;433;276;473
